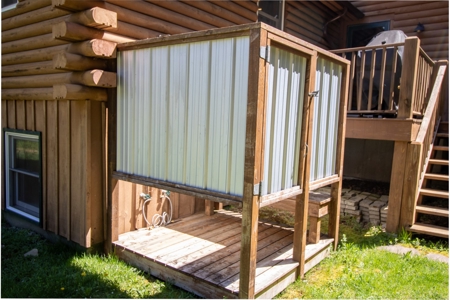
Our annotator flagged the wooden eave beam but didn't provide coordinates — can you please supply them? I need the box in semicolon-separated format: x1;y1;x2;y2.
53;21;135;43
53;52;109;71
2;7;117;43
68;39;117;59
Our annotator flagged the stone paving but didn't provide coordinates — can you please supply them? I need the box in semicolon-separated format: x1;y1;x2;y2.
315;186;389;228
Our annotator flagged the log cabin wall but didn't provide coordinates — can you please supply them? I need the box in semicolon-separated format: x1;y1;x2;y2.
283;1;361;50
1;0;258;248
349;1;448;60
1;0;116;248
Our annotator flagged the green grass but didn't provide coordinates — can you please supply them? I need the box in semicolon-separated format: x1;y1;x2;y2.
2;208;448;299
1;221;195;298
234;205;449;299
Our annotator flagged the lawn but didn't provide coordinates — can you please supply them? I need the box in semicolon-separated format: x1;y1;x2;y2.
2;210;448;299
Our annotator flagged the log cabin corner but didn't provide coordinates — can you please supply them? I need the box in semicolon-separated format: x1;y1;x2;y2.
2;0;448;298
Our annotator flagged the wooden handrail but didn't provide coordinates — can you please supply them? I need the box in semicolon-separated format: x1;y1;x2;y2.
415;61;448;143
331;42;405;54
398;60;448;228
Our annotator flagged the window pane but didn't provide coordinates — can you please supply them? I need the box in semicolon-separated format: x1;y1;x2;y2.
259;0;280;18
12;138;40;174
2;0;16;8
9;171;40;218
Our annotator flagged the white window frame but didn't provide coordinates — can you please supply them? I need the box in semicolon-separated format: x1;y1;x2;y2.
2;0;17;12
5;130;42;223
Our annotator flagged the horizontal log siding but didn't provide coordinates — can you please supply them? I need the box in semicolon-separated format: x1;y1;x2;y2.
351;1;448;61
284;1;359;50
103;0;256;36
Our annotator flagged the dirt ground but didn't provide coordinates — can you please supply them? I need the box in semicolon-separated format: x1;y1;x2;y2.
342;178;390;196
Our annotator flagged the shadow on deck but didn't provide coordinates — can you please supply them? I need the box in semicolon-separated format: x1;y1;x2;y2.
113;210;333;299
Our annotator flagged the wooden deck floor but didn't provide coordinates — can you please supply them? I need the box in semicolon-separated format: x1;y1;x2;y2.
113;210;333;299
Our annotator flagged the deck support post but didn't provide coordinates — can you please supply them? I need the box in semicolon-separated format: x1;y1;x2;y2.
239;27;267;299
293;51;317;278
399;142;422;227
386;141;408;233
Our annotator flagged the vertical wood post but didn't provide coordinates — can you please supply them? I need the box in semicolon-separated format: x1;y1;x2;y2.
293;51;317;278
239;27;267;299
328;61;350;250
399;142;422;227
105;59;118;254
398;37;420;119
204;200;215;216
386;141;408;233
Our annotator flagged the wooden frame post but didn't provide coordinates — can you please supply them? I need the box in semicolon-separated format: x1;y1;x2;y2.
386;141;408;233
293;51;317;278
105;60;118;254
398;37;420;119
328;61;350;250
239;27;267;299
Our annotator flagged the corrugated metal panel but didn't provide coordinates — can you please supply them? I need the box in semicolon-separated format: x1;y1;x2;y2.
261;46;307;196
117;36;250;197
310;57;342;182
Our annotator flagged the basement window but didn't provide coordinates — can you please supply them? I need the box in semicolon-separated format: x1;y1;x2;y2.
2;0;17;11
4;130;42;224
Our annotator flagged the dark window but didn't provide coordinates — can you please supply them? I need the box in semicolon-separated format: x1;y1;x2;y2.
347;21;391;48
5;130;42;223
2;0;17;10
258;0;283;29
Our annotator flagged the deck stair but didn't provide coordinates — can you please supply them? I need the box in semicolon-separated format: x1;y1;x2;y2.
409;121;449;238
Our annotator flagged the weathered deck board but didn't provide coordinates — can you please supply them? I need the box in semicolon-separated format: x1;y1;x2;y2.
114;210;333;299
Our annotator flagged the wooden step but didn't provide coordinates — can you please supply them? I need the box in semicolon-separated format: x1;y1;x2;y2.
424;173;449;181
436;133;449;138
416;205;449;217
408;223;449;238
429;159;449;166
433;145;449;151
420;188;449;198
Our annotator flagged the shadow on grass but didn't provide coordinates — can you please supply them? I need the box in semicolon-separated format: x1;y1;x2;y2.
1;221;196;299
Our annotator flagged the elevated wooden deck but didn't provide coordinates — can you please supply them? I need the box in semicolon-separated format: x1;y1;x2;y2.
113;210;333;299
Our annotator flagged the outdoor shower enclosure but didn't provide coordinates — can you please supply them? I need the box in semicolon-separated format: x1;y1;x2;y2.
109;23;349;298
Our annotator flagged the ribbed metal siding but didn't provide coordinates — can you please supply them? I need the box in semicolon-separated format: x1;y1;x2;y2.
261;46;307;195
310;57;343;182
117;36;250;196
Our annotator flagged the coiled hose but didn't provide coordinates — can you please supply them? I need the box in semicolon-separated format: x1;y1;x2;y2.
140;190;172;227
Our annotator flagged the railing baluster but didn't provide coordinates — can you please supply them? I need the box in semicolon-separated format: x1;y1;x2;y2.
348;52;356;112
367;48;376;110
331;39;436;118
389;46;398;111
378;47;387;110
357;50;365;111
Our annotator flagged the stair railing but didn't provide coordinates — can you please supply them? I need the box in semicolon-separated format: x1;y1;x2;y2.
399;60;448;227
